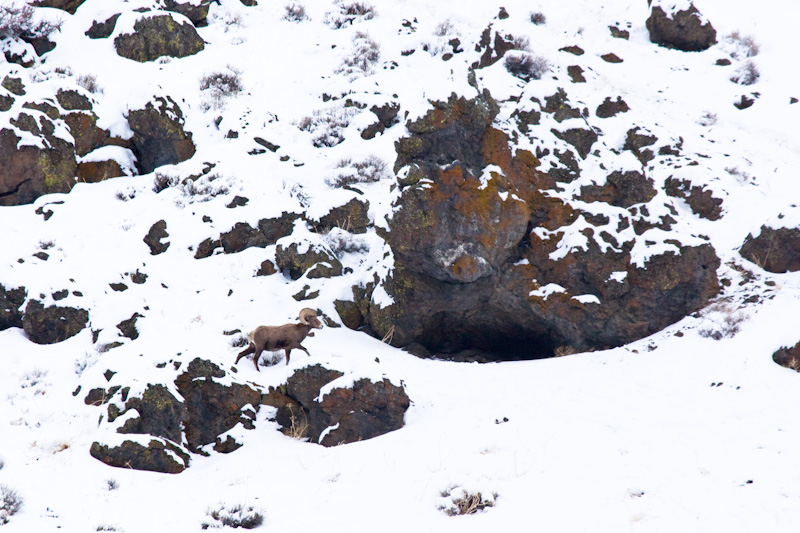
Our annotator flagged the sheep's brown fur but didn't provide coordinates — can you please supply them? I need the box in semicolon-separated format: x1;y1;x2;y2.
235;308;322;370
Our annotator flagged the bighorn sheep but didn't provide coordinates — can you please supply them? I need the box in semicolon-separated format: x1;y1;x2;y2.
235;308;322;370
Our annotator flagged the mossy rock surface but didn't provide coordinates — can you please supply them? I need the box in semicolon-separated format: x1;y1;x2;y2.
127;96;195;174
114;13;205;63
90;439;189;473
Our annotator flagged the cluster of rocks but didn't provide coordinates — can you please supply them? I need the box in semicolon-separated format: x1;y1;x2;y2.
1;1;205;206
87;359;409;473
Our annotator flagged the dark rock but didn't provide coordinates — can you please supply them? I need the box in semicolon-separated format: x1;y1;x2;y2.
175;358;261;452
580;171;657;208
609;25;630;39
596;96;630;118
0;114;77;206
734;94;755;110
262;364;409;446
773;341;800;372
275;242;343;280
86;14;120;39
646;1;717;52
1;76;25;96
361;102;400;140
221;222;268;254
118;384;185;443
22;300;89;344
472;27;518;69
62;111;117;158
624;127;658;165
77;159;126;183
116;312;143;340
559;45;584;55
144;220;170;255
90;439;189;474
114;13;205;63
541;88;582;123
0;284;26;330
31;0;86;14
601;53;623;63
257;259;278;276
226;195;248;208
552;128;598;159
194;237;221;259
314;197;371;234
567;65;586;83
664;177;723;220
163;0;211;26
126;96;195;174
56;89;92;111
253;137;279;152
739;226;800;273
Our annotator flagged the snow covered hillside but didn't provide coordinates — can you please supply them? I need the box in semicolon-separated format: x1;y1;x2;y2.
2;0;800;530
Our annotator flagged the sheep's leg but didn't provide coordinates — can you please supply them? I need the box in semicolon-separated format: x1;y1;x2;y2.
297;344;311;357
252;346;264;371
236;344;255;365
284;348;292;365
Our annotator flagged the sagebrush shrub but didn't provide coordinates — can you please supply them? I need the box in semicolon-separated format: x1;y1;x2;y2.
77;74;102;94
325;227;369;256
730;60;759;86
297;107;359;148
326;155;387;187
0;3;62;40
504;52;550;80
200;68;243;110
282;3;308;22
202;503;264;530
336;31;380;78
438;487;496;516
0;485;23;525
326;1;375;28
698;301;746;340
725;31;760;59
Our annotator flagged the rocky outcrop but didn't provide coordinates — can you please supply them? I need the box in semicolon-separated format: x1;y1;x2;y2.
90;359;262;472
340;92;719;360
22;300;89;344
262;364;410;446
114;12;205;63
127;96;195;174
646;0;717;52
194;212;300;259
664;177;723;220
739;226;800;273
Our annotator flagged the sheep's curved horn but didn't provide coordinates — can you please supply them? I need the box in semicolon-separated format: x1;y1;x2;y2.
298;308;317;325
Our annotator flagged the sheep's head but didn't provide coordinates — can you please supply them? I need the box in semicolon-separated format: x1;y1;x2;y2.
298;308;323;330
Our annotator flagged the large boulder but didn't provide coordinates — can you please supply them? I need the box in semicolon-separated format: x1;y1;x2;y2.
262;364;410;446
114;12;205;62
646;0;717;52
345;92;719;360
0;112;77;206
739;226;800;273
127;96;195;174
90;438;190;474
174;358;261;453
22;300;89;344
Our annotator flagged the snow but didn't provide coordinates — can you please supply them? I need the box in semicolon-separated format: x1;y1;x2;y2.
2;0;800;531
